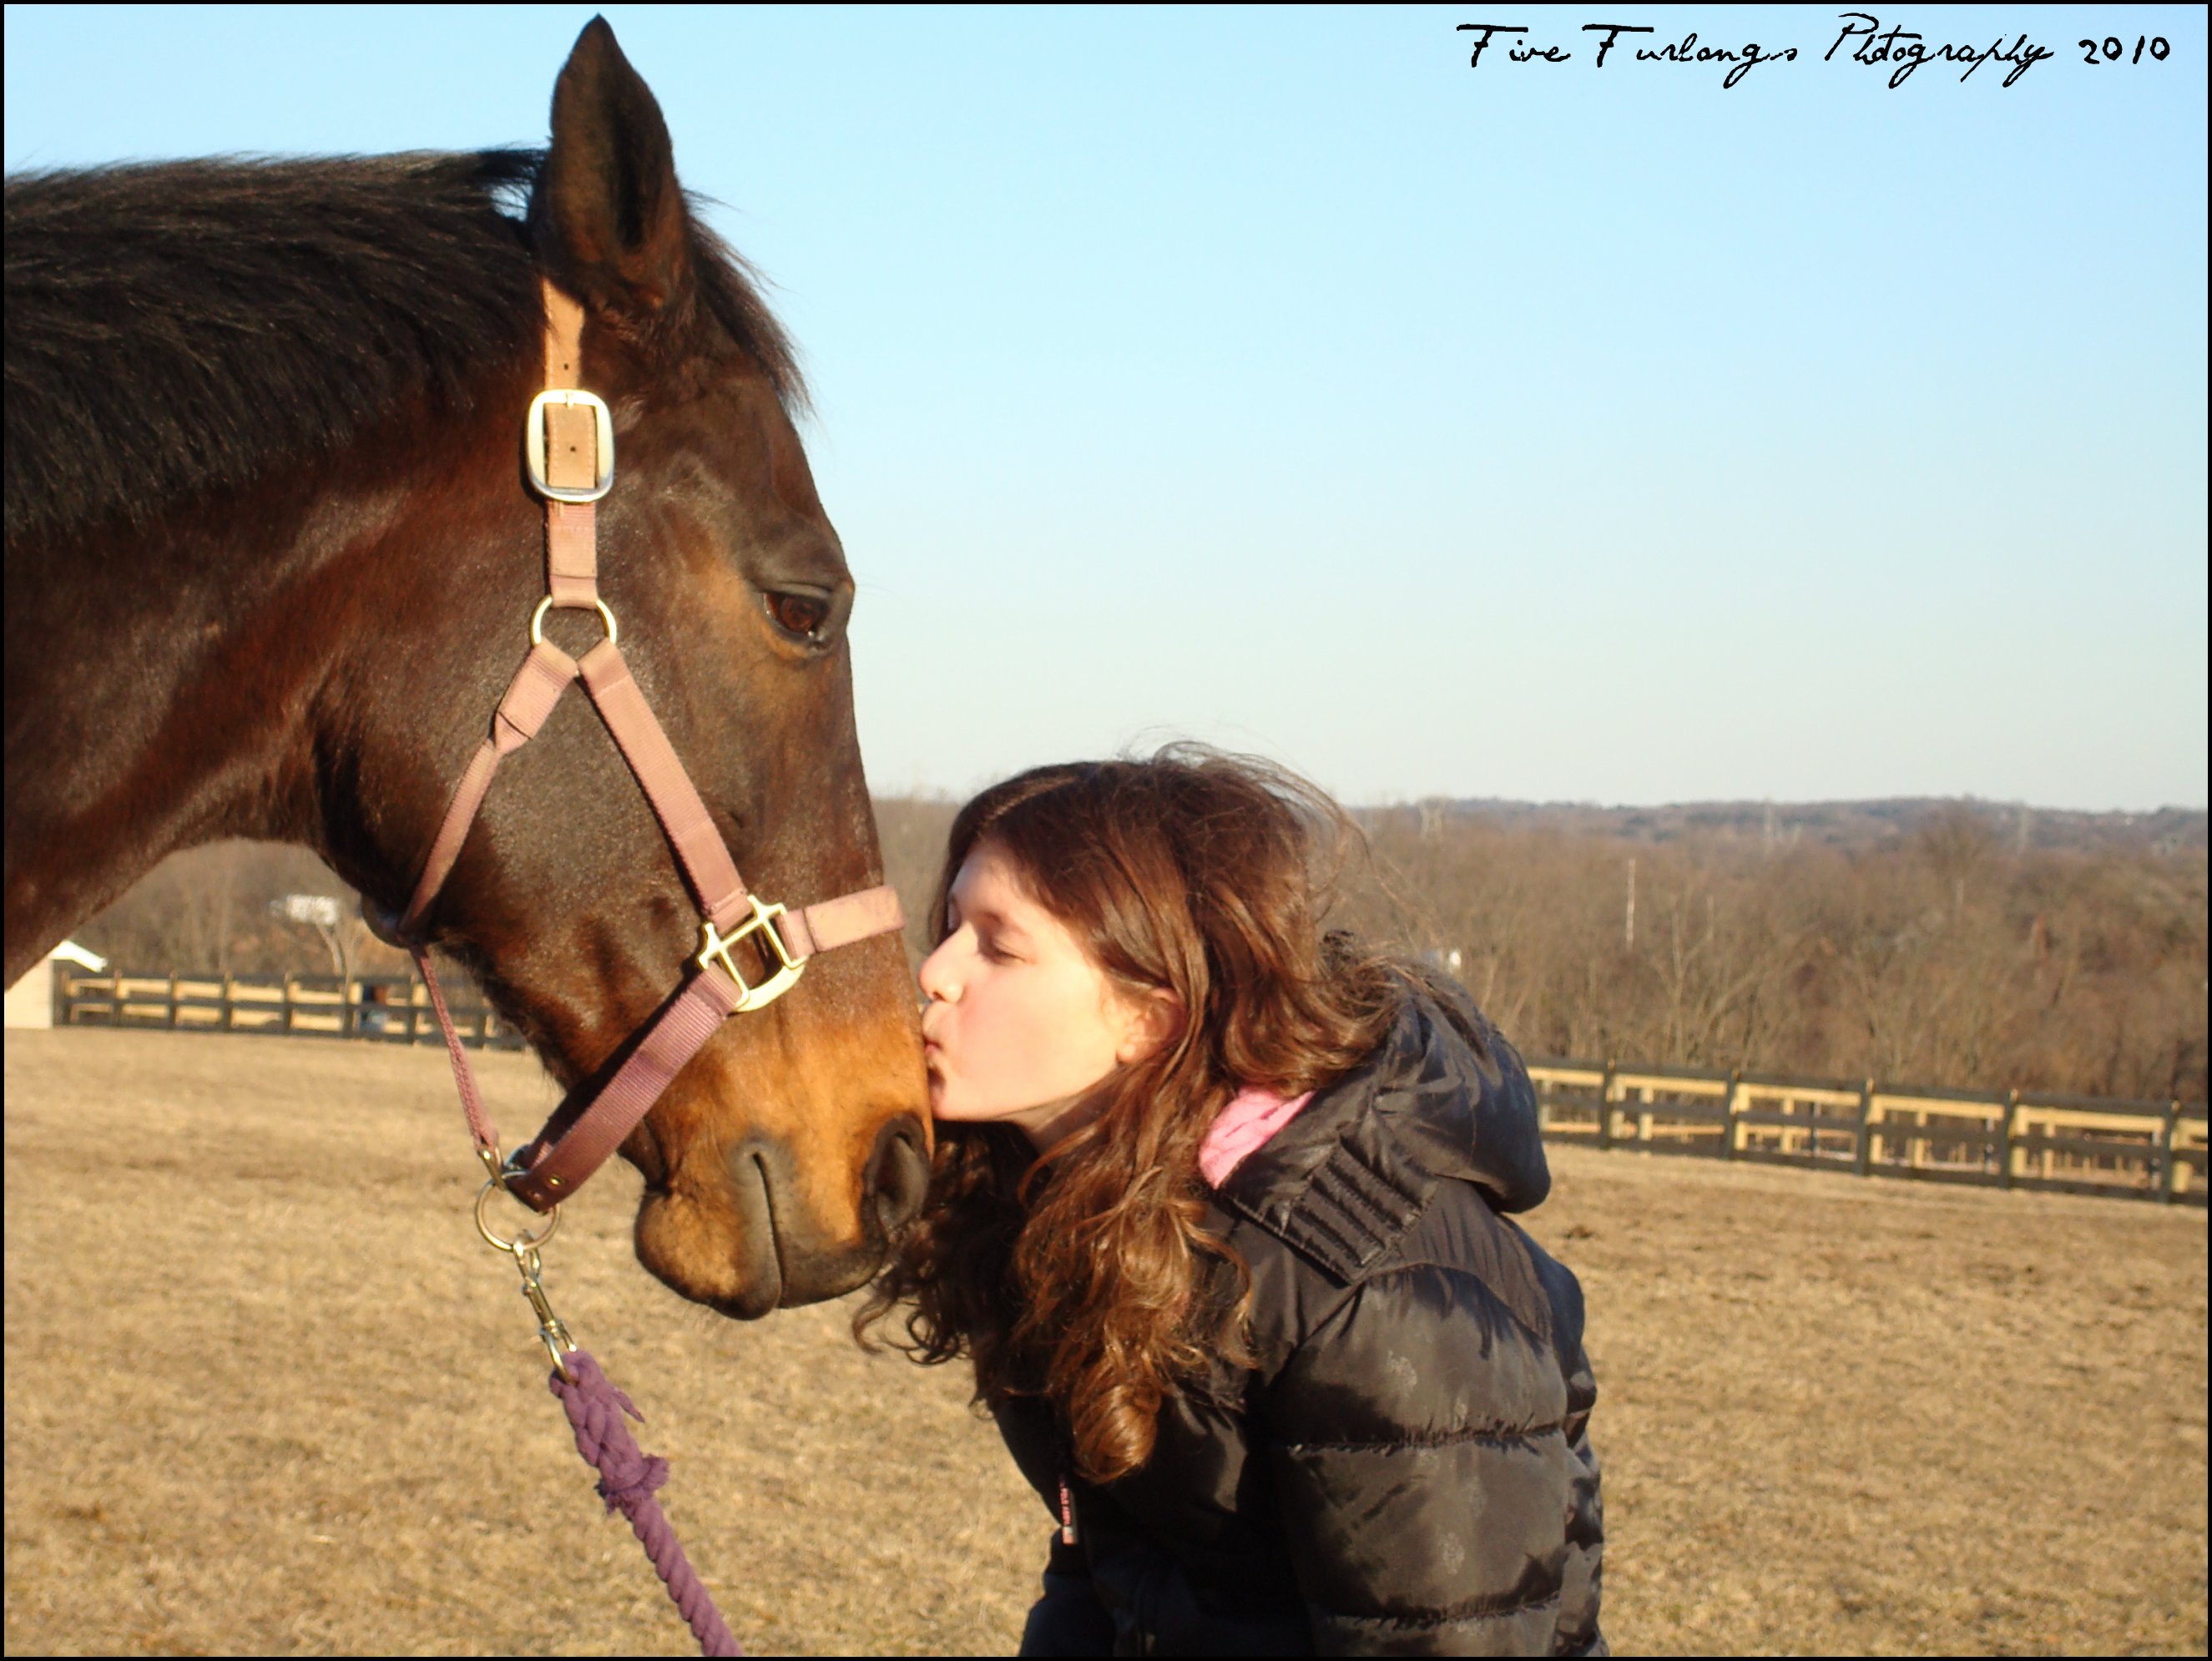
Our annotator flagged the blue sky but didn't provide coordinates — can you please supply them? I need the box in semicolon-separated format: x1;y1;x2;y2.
6;5;2205;810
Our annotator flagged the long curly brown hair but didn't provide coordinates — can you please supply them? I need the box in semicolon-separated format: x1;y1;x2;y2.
855;745;1406;1482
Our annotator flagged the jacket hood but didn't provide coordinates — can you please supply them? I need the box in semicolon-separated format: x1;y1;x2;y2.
1371;970;1552;1212
1220;968;1552;1219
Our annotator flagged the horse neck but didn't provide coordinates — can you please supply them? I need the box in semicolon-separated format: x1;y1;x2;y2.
2;401;523;983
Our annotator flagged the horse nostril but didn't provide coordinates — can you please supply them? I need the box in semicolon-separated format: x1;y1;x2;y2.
866;1116;930;1236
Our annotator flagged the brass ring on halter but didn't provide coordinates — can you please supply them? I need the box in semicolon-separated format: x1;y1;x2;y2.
475;1178;562;1254
529;595;618;648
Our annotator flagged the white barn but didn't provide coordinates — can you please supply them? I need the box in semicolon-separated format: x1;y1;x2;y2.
4;941;107;1029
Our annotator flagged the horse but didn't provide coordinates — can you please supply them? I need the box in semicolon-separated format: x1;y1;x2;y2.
3;18;931;1321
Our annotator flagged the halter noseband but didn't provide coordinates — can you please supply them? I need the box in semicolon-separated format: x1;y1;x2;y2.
366;276;905;1214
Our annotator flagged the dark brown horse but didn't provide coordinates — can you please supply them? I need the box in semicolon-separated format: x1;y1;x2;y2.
3;19;929;1319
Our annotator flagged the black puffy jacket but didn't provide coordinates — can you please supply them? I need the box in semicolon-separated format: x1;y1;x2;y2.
993;982;1604;1656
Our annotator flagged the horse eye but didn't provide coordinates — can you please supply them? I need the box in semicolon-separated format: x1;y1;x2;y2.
763;590;831;641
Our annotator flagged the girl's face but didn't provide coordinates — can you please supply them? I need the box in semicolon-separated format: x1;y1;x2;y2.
917;838;1169;1149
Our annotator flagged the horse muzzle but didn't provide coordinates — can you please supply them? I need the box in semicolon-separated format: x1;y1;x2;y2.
633;1113;928;1320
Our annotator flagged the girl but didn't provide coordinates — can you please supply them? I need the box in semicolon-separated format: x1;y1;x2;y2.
860;749;1603;1656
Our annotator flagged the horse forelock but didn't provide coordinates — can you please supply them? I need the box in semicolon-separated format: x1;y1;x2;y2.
1;149;804;545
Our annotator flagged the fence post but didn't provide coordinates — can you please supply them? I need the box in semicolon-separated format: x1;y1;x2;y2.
1596;1061;1616;1151
166;972;179;1030
1719;1069;1740;1160
1996;1088;2017;1189
282;975;296;1033
1854;1078;1875;1178
2155;1101;2178;1204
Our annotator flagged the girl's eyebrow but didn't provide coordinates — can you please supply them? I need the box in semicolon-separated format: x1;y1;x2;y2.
950;893;1031;942
970;905;1028;940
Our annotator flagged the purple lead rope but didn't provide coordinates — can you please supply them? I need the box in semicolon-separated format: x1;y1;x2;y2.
549;1350;741;1658
417;947;740;1654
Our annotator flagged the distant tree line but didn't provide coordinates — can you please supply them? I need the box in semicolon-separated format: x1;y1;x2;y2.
66;842;409;982
881;797;2207;1105
1335;803;2206;1104
63;798;2208;1104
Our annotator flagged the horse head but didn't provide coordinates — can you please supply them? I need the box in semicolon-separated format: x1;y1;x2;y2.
2;20;930;1319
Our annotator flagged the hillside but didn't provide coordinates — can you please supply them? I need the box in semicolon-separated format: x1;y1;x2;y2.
1401;797;2206;855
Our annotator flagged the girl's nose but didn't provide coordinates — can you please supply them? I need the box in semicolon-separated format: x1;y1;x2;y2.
917;940;958;1004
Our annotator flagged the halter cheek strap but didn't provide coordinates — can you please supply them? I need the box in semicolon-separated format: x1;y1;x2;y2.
371;277;905;1213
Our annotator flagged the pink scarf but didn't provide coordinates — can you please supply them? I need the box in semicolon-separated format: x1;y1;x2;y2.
1199;1085;1315;1188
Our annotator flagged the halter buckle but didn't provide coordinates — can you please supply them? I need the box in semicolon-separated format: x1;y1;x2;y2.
698;896;806;1014
525;389;616;503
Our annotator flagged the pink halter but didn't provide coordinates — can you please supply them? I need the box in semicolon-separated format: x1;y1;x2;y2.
366;277;904;1213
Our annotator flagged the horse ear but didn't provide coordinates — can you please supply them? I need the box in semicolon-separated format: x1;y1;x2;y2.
535;17;693;327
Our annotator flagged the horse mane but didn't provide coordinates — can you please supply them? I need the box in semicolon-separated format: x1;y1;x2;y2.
3;149;803;543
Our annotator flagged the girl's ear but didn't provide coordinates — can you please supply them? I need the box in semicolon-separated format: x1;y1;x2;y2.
1114;987;1186;1067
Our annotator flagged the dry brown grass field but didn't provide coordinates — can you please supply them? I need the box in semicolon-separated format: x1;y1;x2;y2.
5;1028;2205;1656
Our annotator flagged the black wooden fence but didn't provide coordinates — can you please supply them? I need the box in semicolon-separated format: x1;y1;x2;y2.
55;969;525;1050
1526;1061;2206;1206
50;970;2207;1204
